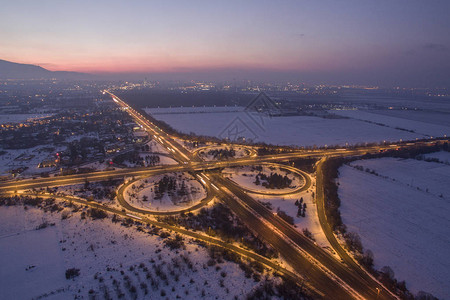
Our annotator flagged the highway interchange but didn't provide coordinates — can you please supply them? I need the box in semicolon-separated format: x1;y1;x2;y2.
1;91;446;299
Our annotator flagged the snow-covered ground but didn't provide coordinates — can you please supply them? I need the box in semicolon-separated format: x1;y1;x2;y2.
331;109;450;137
124;173;206;211
338;158;450;299
0;145;65;177
366;109;450;127
223;165;304;193
248;176;332;250
144;106;430;147
145;139;169;154
146;106;243;114
423;150;450;164
349;157;450;200
0;205;279;299
0;113;53;124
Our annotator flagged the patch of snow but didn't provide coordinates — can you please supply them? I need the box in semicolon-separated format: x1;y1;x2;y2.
331;109;450;137
338;159;450;299
144;108;430;147
145;106;244;114
423;151;450;164
0;205;279;299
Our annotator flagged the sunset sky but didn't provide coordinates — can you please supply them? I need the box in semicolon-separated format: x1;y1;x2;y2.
1;0;449;86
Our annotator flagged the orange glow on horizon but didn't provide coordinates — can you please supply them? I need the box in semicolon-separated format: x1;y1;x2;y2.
27;58;339;75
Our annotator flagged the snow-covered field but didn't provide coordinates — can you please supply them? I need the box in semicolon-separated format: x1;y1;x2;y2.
349;157;450;200
338;157;450;298
144;107;430;147
423;150;450;164
0;145;64;177
0;113;53;124
331;109;450;137
124;173;206;211
367;109;450;127
0;205;279;299
146;106;243;114
223;165;304;193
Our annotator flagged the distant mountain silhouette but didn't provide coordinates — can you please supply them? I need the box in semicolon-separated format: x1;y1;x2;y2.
0;59;91;79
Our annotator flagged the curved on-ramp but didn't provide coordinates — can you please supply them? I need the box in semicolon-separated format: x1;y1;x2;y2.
116;173;215;216
223;163;311;196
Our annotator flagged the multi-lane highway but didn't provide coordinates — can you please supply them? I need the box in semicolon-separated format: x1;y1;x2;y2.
2;91;446;299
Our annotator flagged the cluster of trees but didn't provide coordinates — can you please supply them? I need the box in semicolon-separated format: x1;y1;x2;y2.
163;234;185;250
155;175;188;199
254;172;292;189
0;195;63;213
153;175;189;200
257;147;292;156
113;151;140;165
276;208;294;225
321;157;346;232
302;228;314;241
160;203;278;259
154;175;177;199
140;144;151;152
207;148;236;160
295;198;307;217
143;154;160;166
65;268;80;279
113;151;161;167
246;276;312;300
87;208;108;220
290;158;318;173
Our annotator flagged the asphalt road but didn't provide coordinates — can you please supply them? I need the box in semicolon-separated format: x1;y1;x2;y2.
212;174;395;300
314;157;396;299
223;163;311;196
209;174;354;299
115;173;216;216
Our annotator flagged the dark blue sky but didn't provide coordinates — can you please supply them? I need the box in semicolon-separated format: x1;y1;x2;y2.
1;0;449;87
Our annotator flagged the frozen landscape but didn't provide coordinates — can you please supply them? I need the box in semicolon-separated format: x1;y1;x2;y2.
2;2;450;298
144;107;450;147
331;109;450;138
337;156;450;299
423;150;450;164
0;204;282;300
